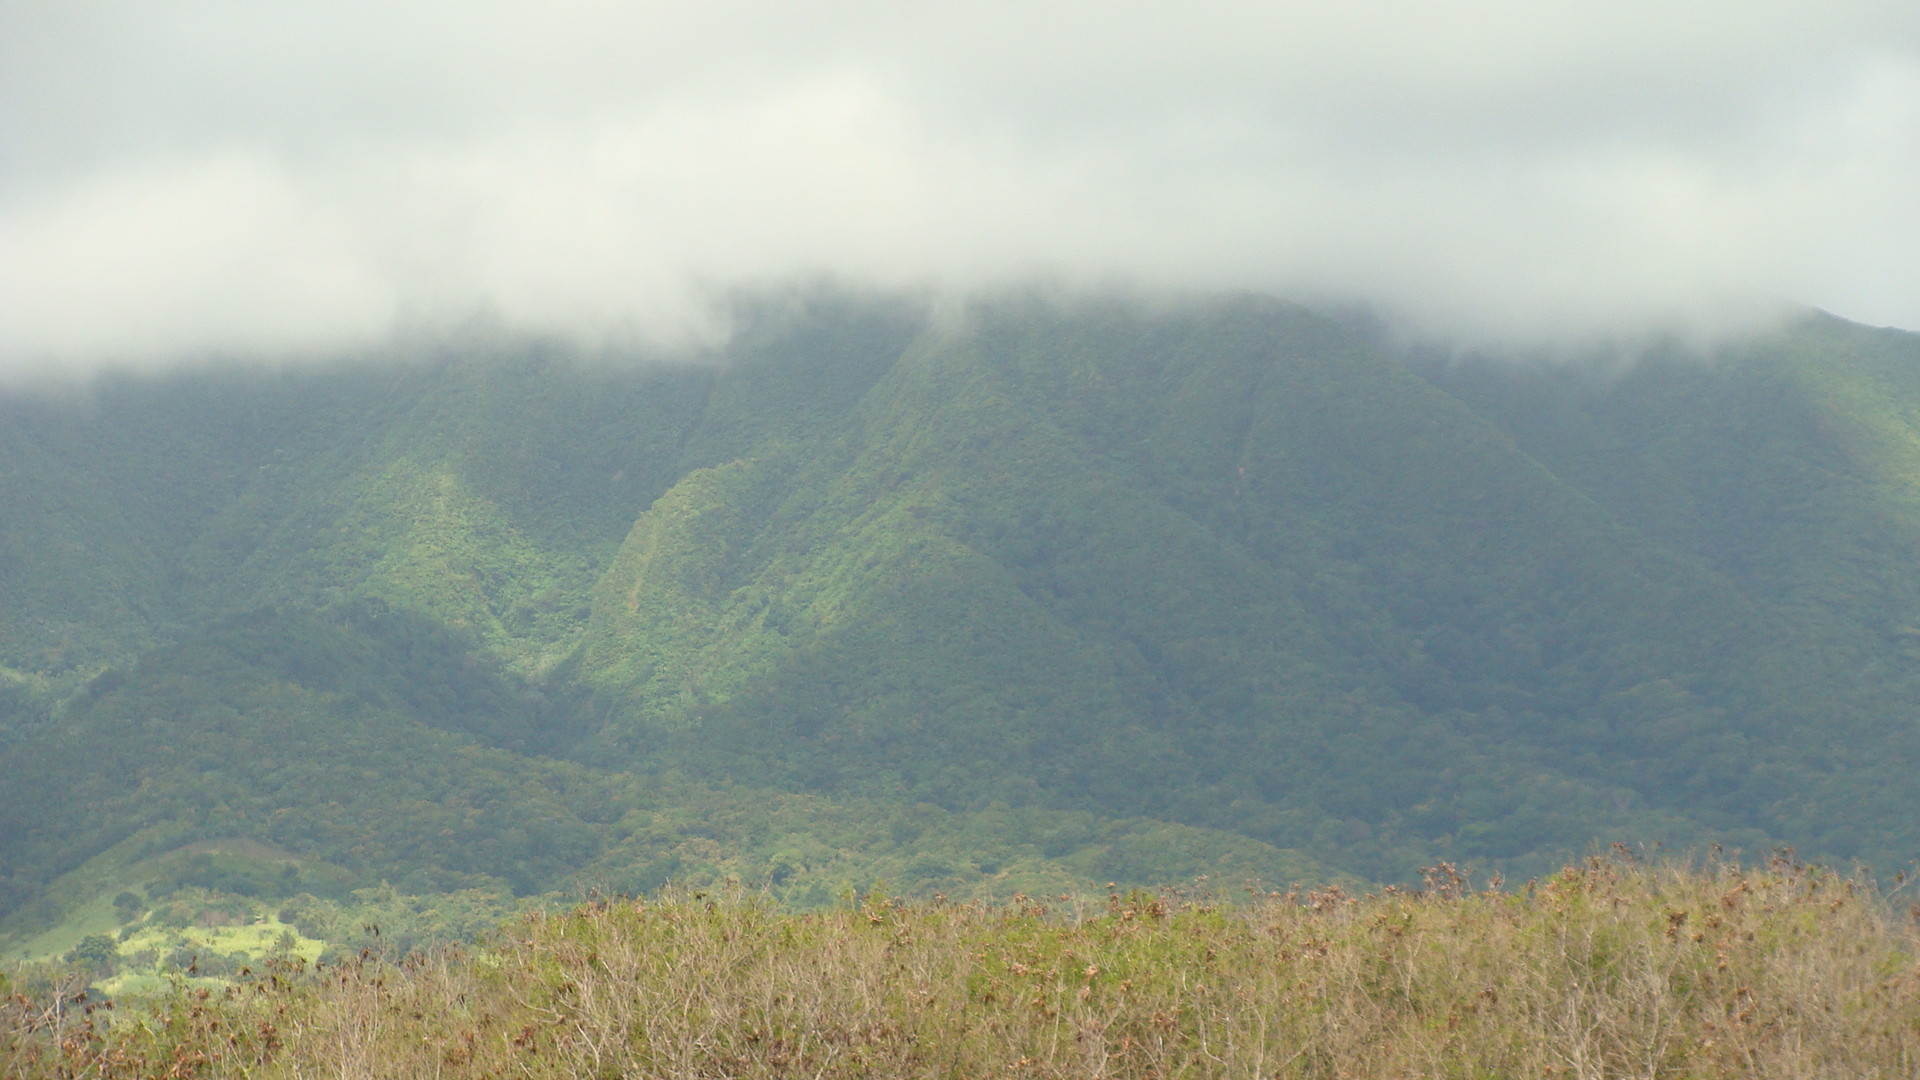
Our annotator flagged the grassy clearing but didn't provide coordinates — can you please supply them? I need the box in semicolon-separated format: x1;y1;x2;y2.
98;913;327;999
8;853;1920;1078
0;833;354;966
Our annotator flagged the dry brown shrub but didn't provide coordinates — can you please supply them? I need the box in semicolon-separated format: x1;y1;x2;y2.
12;854;1920;1078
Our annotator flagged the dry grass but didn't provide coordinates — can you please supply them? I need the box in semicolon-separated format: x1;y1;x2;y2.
10;853;1920;1078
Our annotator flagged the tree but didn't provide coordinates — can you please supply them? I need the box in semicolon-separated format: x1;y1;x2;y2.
68;933;119;977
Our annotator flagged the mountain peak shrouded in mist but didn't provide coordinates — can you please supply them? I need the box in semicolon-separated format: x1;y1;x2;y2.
8;294;1920;936
4;1;1920;374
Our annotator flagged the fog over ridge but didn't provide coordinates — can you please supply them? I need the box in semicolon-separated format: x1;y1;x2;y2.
3;0;1919;374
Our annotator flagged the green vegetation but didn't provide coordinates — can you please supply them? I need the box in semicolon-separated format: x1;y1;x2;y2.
0;604;1332;962
7;289;1920;958
8;855;1918;1078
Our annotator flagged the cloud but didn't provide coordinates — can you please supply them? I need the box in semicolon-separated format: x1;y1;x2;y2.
4;0;1919;373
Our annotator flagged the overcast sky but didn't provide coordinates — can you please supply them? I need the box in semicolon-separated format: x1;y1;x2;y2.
3;0;1919;373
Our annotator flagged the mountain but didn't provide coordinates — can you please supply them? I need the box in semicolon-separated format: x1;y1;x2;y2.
5;288;1920;952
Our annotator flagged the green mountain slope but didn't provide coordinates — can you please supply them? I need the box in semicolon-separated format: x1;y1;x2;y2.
0;604;1333;951
0;409;169;677
1420;313;1920;858
573;296;1848;877
6;290;1920;941
0;291;924;681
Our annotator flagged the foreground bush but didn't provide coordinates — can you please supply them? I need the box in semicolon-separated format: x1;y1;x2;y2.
8;854;1920;1078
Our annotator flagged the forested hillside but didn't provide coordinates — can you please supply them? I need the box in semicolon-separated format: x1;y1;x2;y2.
5;289;1920;962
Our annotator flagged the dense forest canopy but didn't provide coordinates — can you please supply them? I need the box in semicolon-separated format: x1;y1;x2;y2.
5;288;1920;961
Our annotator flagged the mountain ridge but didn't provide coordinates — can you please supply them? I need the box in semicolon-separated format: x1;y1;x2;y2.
6;291;1920;950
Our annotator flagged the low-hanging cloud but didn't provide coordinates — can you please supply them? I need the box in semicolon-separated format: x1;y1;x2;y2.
4;0;1919;374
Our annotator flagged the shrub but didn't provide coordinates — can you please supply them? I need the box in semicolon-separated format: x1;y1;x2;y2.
11;855;1920;1078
